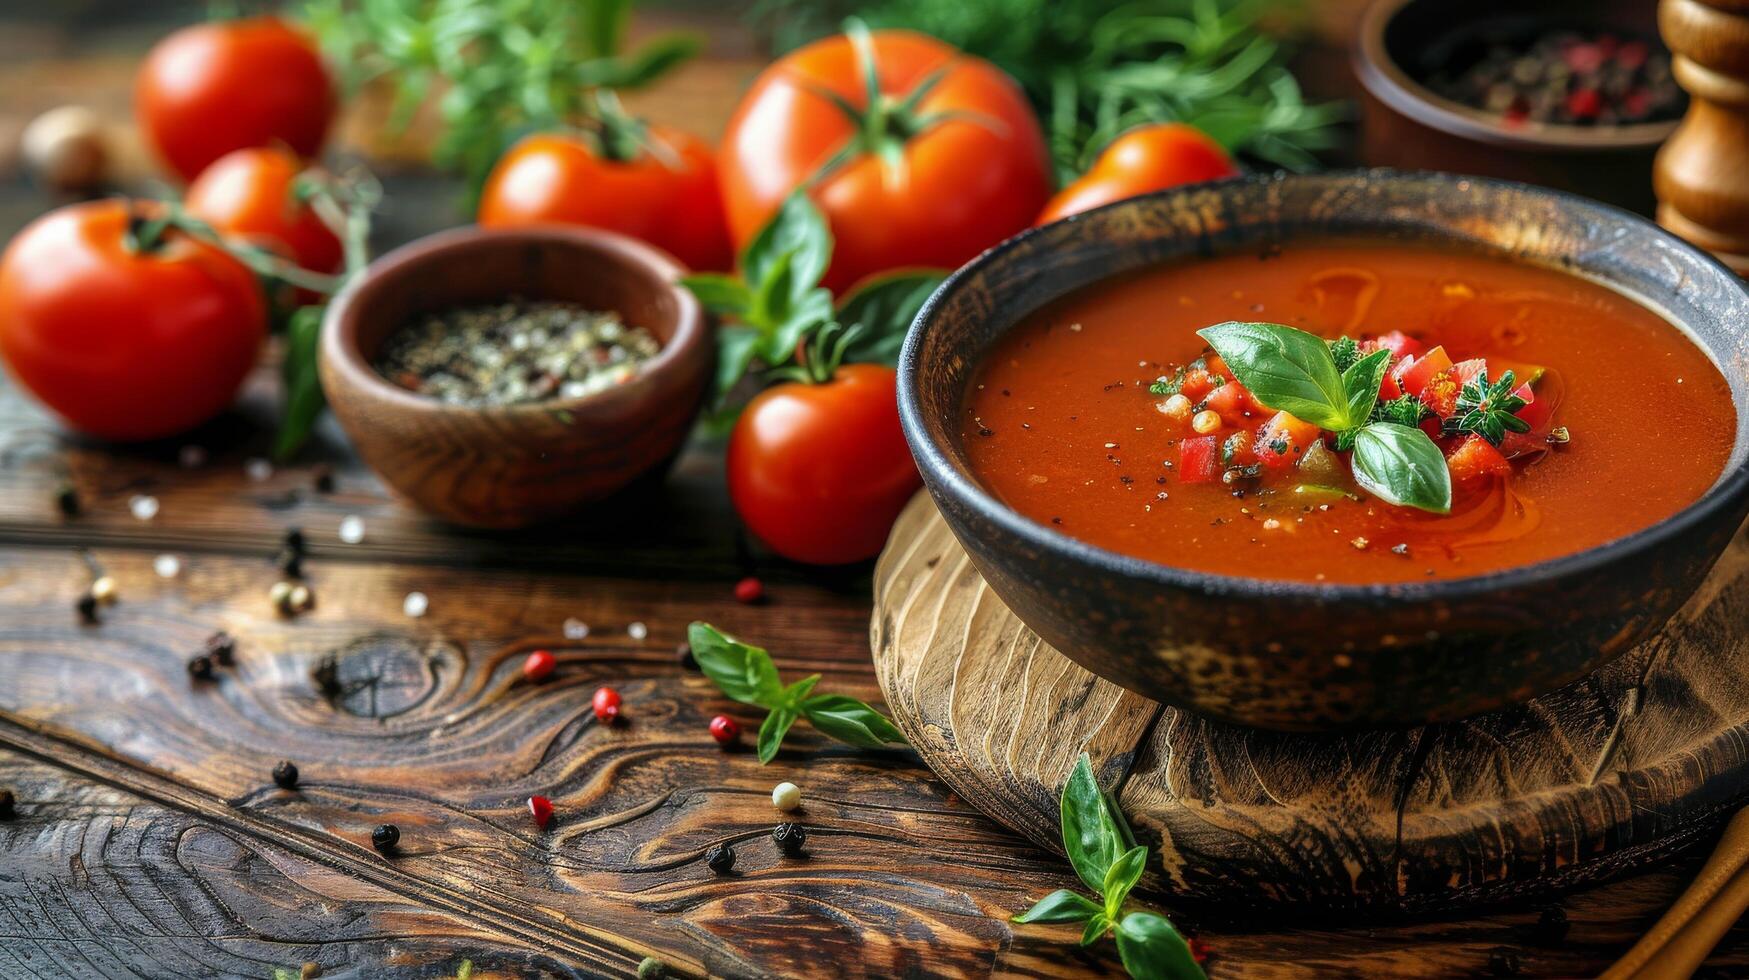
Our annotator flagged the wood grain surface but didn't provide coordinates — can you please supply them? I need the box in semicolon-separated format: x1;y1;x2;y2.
1;6;1747;977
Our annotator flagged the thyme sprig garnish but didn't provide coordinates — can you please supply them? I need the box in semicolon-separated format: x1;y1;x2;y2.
1447;368;1531;446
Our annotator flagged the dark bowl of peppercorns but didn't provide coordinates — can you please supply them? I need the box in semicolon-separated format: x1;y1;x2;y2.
1355;0;1685;216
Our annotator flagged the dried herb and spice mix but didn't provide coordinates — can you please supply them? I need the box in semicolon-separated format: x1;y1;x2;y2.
375;299;660;406
1426;29;1682;127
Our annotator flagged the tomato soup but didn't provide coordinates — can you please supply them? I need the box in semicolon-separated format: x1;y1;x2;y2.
962;244;1735;583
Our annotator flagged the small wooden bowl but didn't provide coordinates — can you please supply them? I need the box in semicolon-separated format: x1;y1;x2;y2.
319;226;711;529
1354;0;1680;216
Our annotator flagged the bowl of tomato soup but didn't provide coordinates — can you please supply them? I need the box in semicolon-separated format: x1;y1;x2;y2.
898;170;1749;730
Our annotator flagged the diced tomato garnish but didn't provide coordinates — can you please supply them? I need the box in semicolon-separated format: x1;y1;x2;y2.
1205;381;1256;425
1366;330;1423;360
1255;411;1323;470
1446;435;1512;485
1179;367;1215;401
1179;435;1220;483
1452;358;1487;389
1204;354;1232;381
1398;345;1452;397
1379;367;1404;401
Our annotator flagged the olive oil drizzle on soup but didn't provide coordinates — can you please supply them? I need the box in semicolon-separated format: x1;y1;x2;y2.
962;244;1734;584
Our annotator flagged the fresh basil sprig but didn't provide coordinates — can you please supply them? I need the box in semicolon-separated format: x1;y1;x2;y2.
681;194;945;412
687;622;908;763
1197;321;1452;514
1013;755;1206;980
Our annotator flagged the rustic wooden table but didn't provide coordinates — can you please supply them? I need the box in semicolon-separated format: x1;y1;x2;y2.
2;7;1747;978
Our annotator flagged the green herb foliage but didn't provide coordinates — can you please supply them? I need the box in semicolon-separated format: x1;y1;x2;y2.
1326;335;1359;373
1013;755;1206;979
1197;321;1452;513
752;0;1343;182
1371;393;1429;429
1448;368;1531;445
680;194;944;417
301;0;699;193
687;623;907;763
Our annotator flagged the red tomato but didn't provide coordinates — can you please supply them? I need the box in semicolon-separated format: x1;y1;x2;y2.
1205;382;1256;426
1178;435;1220;483
185;146;342;275
727;364;921;564
0;200;266;440
1398;345;1452;397
479;128;732;272
1255;411;1322;470
719;29;1052;293
1446;435;1512;485
1037;123;1239;225
136;17;333;182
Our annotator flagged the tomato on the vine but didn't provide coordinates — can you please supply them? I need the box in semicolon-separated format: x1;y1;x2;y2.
479;128;733;273
718;28;1052;293
136;17;334;182
1036;123;1239;225
727;363;920;565
185;146;342;276
0;201;267;441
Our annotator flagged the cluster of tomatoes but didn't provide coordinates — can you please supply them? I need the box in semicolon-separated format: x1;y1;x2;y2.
0;16;1244;565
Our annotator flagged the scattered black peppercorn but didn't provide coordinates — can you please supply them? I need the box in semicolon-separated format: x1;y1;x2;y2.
705;842;735;874
277;548;303;579
772;822;806;857
55;484;80;518
272;760;300;789
1487;947;1521;976
312;466;335;494
75;592;98;625
311;654;341;697
676;642;697;670
636;957;667;980
284;527;306;555
187;655;215;681
1533;905;1569;944
372;824;400;852
205;631;236;666
0;788;14;819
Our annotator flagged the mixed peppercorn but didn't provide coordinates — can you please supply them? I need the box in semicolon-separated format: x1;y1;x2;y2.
1427;29;1682;128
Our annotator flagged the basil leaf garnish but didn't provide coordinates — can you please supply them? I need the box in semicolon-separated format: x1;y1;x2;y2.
1114;912;1205;980
800;693;907;748
1341;347;1392;428
743;192;832;300
1061;754;1126;894
686;623;783;706
756;705;799;764
1197;321;1352;431
1351;423;1452;514
1012;889;1101;925
1102;845;1149;918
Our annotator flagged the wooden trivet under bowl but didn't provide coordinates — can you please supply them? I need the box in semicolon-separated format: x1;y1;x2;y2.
871;493;1749;912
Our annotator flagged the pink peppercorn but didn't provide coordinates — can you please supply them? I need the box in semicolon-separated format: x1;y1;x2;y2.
528;795;553;829
523;649;556;682
709;715;740;745
734;576;764;604
592;686;621;724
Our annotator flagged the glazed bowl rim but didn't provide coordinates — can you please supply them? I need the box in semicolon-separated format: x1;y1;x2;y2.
320;223;707;422
897;168;1749;605
1353;0;1679;152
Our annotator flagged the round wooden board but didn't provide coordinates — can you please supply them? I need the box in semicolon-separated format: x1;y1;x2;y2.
871;493;1749;913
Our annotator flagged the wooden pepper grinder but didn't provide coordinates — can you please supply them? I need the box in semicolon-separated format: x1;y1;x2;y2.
1655;0;1749;274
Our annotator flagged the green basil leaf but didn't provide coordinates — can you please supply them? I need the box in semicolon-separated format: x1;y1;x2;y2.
1081;911;1112;947
836;270;947;366
1011;889;1101;924
777;674;821;709
1341;347;1392;430
757;705;799;764
1114;912;1206;980
1102;845;1149;919
1060;754;1125;894
686;622;783;707
680;273;752;317
273;305;327;461
800;694;908;748
1351;423;1452;514
759;286;834;366
713;326;761;400
743;193;832;306
597;32;700;89
1197;321;1351;430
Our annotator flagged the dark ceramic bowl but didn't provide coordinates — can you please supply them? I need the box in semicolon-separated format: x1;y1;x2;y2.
898;170;1749;731
1355;0;1680;216
320;225;710;529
